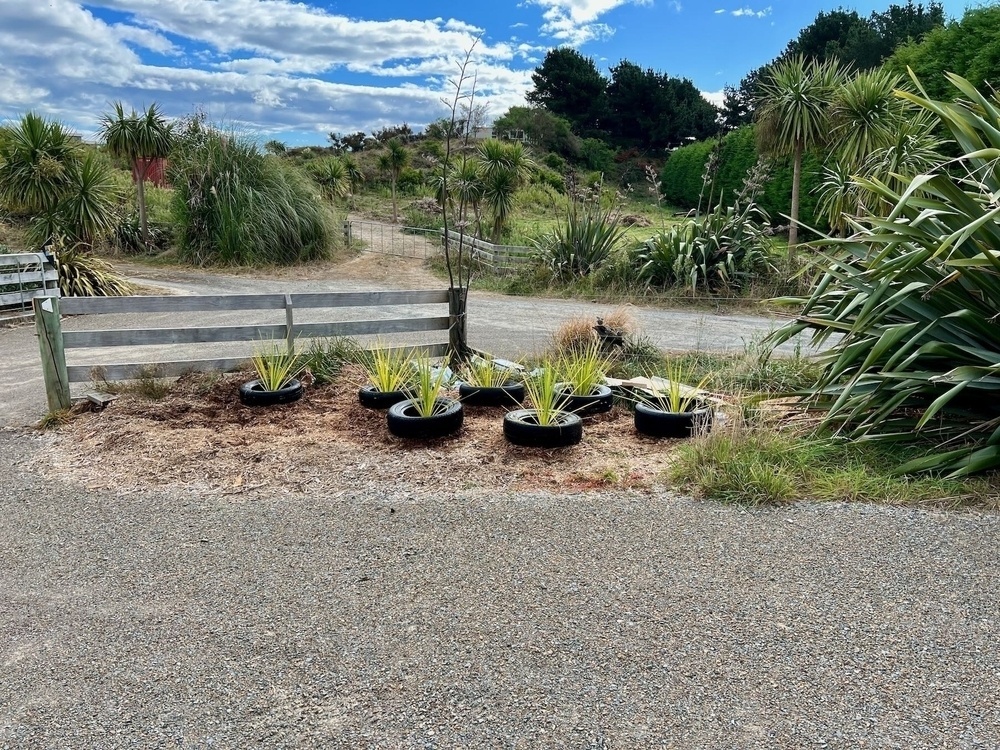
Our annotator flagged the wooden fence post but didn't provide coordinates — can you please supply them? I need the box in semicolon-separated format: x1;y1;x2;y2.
284;293;295;351
34;296;71;412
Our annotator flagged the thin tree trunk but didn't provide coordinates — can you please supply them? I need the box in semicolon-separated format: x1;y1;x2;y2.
136;164;149;245
789;142;802;264
391;179;398;224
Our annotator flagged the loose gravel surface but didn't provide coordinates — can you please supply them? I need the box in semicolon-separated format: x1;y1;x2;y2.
3;430;999;749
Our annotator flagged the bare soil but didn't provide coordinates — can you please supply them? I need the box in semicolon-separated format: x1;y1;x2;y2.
39;368;682;496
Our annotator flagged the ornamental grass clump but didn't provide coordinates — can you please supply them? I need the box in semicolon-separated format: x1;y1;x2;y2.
358;343;414;393
630;360;711;413
558;342;613;396
250;339;301;392
171;125;334;266
462;356;516;388
407;357;452;417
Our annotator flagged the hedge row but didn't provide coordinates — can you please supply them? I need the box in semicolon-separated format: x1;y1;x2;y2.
659;125;825;230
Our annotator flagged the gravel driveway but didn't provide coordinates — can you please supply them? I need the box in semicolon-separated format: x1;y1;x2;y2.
13;253;987;749
2;430;999;749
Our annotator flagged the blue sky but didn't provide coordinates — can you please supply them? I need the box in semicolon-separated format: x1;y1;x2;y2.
0;0;971;145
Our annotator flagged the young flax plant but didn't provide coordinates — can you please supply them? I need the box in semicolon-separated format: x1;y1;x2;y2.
558;342;614;396
358;342;415;393
251;339;301;391
522;365;571;426
407;356;452;417
631;360;711;413
462;356;517;388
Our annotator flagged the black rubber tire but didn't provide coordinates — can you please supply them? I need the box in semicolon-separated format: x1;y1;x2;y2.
239;378;304;407
563;384;614;416
634;402;713;438
387;398;464;439
359;385;409;409
503;409;583;448
458;381;526;407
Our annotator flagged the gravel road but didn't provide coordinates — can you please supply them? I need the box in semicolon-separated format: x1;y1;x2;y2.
0;258;808;428
2;430;999;749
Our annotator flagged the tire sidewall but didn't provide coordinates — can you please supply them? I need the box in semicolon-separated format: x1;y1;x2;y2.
359;385;410;409
503;408;583;448
634;401;713;438
458;381;526;407
239;378;304;407
387;397;464;439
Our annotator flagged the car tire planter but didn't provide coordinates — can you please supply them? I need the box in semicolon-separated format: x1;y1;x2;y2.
562;384;614;416
386;398;464;439
358;385;409;409
634;401;713;438
503;409;583;448
458;381;526;407
239;378;304;407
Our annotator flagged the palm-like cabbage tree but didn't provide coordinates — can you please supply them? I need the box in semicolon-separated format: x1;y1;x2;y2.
818;70;944;235
755;55;844;258
99;102;173;245
478;139;534;242
310;157;350;204
771;73;1000;477
377;138;409;223
0;112;77;215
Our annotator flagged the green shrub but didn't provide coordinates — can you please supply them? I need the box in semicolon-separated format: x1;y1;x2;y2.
633;200;773;292
660;125;825;229
50;238;134;296
170;129;335;266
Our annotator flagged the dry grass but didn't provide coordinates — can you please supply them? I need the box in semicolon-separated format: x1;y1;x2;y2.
552;316;597;353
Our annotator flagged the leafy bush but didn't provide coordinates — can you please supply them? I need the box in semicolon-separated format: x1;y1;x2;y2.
633;200;773;292
50;238;134;296
660;125;825;229
170;128;335;266
770;74;1000;477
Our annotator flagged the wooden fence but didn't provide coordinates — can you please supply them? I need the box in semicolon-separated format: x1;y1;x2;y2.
0;252;59;316
33;289;459;412
444;230;534;270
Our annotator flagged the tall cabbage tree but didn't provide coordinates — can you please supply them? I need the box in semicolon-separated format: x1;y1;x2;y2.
755;55;844;258
377;138;409;223
99;102;173;245
771;73;1000;477
478;139;534;242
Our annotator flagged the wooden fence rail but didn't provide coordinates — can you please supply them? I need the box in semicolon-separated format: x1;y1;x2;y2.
443;230;534;270
34;289;456;412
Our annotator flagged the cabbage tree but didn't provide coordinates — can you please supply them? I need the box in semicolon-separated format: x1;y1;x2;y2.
99;102;173;245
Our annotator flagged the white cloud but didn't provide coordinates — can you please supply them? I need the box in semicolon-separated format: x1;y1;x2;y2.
528;0;652;45
731;6;772;18
669;1;682;12
0;0;534;140
700;89;725;107
714;9;726;14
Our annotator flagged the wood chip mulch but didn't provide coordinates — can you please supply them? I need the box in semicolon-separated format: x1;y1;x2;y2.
37;368;692;497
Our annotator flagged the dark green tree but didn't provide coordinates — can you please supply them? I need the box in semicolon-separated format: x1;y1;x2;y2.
605;61;718;151
887;5;1000;100
526;48;608;134
491;106;581;158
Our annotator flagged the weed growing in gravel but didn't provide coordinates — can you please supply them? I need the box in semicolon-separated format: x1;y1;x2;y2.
670;412;991;507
